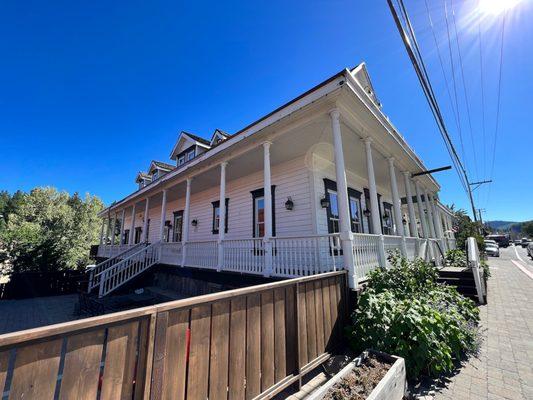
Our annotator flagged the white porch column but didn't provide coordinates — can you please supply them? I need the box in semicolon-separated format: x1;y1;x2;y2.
99;218;105;245
403;172;418;238
387;158;404;237
111;213;117;245
331;109;356;287
217;162;228;271
425;192;437;238
364;137;386;269
129;204;136;244
364;138;382;235
181;178;192;267
143;197;150;242
414;181;428;238
388;158;406;256
104;211;111;246
263;142;273;277
119;209;126;245
159;189;168;242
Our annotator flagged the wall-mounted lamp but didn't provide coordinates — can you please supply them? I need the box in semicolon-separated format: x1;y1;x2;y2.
320;197;330;208
285;197;294;211
191;219;198;227
363;209;371;217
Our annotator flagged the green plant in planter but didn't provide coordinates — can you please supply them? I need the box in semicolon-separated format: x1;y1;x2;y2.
347;253;479;379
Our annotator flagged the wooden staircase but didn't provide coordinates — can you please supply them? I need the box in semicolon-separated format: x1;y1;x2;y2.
437;268;478;300
89;241;161;298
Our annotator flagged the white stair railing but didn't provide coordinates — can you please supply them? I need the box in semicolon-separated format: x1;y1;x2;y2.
97;241;161;298
466;237;486;304
88;242;146;293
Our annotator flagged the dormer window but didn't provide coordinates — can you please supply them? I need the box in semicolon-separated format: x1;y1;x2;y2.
152;170;159;180
178;155;185;166
186;149;195;161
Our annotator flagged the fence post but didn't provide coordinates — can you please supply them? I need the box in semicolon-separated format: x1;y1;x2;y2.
263;239;273;277
378;234;387;269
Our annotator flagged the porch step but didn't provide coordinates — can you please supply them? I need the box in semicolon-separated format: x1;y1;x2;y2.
437;268;478;300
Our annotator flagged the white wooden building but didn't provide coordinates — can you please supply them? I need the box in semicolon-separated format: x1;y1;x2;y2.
92;63;456;297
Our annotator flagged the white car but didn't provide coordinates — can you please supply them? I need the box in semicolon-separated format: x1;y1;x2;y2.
485;243;500;257
484;239;499;248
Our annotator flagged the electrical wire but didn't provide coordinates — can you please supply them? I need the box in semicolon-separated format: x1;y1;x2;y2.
451;0;479;181
387;0;477;220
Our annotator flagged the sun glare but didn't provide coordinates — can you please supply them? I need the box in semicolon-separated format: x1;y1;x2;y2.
479;0;521;15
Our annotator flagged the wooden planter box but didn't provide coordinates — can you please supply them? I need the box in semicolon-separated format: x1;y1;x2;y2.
307;350;406;400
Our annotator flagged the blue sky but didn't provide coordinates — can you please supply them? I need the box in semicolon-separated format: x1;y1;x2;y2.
1;1;531;221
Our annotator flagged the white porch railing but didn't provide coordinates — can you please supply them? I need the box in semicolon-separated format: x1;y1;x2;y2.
272;234;342;277
405;237;418;261
97;244;137;258
383;235;403;268
222;238;265;275
184;240;218;270
351;233;381;281
159;242;183;265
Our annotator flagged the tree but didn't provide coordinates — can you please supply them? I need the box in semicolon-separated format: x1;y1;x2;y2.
0;187;104;275
451;209;483;250
522;221;533;238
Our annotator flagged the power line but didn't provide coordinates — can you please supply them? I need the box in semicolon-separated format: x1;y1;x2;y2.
386;0;477;221
450;0;479;181
487;11;507;204
477;0;487;186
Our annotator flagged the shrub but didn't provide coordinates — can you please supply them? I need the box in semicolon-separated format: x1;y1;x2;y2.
347;253;479;379
444;249;468;269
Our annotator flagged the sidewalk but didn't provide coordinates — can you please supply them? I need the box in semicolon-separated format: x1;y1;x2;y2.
419;247;533;399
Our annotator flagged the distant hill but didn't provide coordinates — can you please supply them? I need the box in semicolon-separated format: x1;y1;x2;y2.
486;220;522;234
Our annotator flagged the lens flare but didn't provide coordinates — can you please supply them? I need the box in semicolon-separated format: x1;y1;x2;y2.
478;0;521;15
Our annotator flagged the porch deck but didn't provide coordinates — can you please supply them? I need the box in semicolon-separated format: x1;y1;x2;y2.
91;233;456;297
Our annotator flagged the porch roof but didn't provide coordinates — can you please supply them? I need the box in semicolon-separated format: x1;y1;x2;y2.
99;63;442;216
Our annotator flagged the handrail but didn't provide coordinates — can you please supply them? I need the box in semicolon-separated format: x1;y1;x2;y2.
88;242;147;292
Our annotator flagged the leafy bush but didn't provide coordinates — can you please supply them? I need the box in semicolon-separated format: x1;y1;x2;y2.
444;249;468;269
347;252;479;379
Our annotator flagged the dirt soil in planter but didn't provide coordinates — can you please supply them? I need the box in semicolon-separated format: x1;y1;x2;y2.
323;354;391;400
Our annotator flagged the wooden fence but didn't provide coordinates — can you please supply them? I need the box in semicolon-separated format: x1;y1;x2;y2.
0;271;348;400
0;271;86;300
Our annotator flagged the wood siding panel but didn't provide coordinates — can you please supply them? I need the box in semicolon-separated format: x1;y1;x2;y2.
9;339;62;400
162;309;189;400
304;282;317;362
209;301;230;400
297;284;308;368
273;287;287;383
260;290;275;391
0;350;9;397
59;329;105;400
186;305;212;400
228;296;246;400
314;280;325;355
284;285;297;375
101;321;139;400
245;294;261;399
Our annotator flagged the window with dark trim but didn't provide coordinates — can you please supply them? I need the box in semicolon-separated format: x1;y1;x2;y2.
173;211;184;242
323;179;363;234
382;202;393;235
251;186;276;237
212;199;229;234
123;229;130;245
134;227;142;244
363;188;382;234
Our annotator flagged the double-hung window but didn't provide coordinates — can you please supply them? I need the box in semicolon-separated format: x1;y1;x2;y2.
173;211;183;242
212;199;229;234
186;149;195;161
251;187;276;238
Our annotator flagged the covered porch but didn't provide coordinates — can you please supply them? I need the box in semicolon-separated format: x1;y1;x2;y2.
94;72;456;295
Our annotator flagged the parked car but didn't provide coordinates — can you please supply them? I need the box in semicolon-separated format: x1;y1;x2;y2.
521;238;530;248
485;243;500;257
486;234;510;247
515;239;521;245
528;242;533;259
484;239;499;248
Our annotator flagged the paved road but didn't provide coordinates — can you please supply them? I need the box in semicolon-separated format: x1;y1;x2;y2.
423;246;533;399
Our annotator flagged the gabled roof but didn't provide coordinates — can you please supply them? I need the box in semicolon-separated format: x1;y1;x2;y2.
350;62;381;107
210;129;231;146
169;131;211;160
148;160;174;175
135;172;151;183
